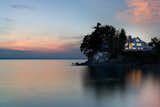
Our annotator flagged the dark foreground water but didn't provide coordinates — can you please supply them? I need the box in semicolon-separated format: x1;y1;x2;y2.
0;60;159;107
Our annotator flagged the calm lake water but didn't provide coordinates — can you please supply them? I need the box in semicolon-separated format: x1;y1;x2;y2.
0;60;159;107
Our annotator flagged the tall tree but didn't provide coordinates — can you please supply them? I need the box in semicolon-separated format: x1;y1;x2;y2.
80;23;127;60
119;29;127;52
149;37;160;52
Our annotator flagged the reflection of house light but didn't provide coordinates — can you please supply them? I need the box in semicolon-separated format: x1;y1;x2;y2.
128;69;142;88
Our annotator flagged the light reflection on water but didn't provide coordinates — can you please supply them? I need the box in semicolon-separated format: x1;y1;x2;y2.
0;60;159;107
82;66;160;107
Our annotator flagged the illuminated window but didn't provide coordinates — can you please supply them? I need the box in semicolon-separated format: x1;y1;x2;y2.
132;43;135;46
129;43;133;49
137;43;142;46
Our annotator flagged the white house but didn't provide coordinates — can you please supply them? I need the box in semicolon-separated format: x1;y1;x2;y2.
125;36;152;51
91;35;152;64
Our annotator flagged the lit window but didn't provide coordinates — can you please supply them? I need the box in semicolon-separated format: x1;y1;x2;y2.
137;43;142;46
132;43;135;46
129;43;133;49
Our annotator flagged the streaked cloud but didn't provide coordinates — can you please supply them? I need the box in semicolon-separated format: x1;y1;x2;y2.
118;0;160;24
10;4;35;10
0;37;83;59
0;17;14;34
0;36;80;53
3;17;14;22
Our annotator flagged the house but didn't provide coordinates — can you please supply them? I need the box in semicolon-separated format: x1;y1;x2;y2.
125;36;152;51
90;35;153;64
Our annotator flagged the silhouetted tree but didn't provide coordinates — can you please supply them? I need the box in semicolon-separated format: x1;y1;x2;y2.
93;22;101;30
80;23;127;60
119;29;127;52
149;37;160;52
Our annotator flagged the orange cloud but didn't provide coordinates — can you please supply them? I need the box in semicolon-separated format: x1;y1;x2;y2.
0;37;79;53
118;0;160;24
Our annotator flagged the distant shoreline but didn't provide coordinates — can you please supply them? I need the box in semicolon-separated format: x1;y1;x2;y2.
0;58;86;60
74;60;160;67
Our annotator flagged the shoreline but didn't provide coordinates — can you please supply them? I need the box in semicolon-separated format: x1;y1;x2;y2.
73;61;160;67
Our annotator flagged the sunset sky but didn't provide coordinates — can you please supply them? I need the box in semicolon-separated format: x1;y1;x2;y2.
0;0;160;58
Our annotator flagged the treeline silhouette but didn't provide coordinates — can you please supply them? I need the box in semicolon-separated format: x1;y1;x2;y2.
80;23;160;64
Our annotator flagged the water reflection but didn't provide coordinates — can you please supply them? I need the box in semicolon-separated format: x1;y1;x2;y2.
0;60;159;107
83;66;127;98
82;65;160;107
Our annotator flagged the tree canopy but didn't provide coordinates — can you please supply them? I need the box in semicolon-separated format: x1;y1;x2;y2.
149;37;160;53
80;23;127;59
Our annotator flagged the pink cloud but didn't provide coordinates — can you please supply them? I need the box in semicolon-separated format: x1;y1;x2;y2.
118;0;160;24
0;37;79;53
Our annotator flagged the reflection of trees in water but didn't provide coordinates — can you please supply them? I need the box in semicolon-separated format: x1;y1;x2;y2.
82;65;160;98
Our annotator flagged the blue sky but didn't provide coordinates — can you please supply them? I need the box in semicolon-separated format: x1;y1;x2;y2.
0;0;160;58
